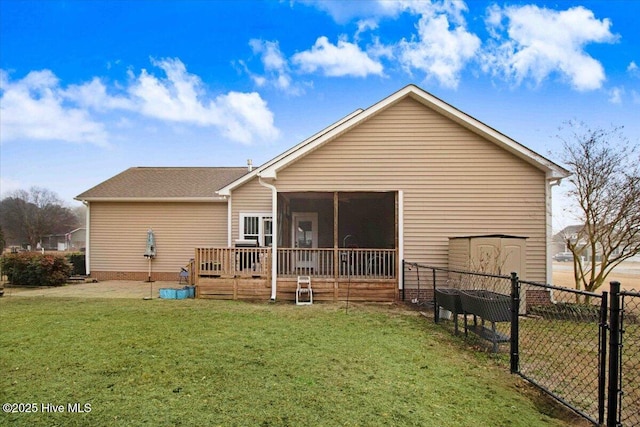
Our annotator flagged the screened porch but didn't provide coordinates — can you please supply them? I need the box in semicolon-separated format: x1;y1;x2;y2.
194;191;399;281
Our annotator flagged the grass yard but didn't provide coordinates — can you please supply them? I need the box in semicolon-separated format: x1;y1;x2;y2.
0;298;581;426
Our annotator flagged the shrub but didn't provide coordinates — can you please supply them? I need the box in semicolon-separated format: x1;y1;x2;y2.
65;252;86;276
0;252;71;286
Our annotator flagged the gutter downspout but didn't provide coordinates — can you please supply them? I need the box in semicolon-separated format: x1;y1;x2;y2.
546;177;564;284
258;177;278;301
83;201;90;275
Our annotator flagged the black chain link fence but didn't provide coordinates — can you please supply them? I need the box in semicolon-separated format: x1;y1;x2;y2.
619;290;640;427
402;261;640;426
518;279;605;424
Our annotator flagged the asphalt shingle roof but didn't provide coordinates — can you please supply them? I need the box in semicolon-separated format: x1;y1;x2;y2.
76;167;249;200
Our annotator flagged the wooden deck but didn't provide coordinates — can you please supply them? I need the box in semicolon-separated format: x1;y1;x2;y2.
194;247;398;302
197;277;398;302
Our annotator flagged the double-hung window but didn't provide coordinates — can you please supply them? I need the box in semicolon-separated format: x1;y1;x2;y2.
240;213;273;247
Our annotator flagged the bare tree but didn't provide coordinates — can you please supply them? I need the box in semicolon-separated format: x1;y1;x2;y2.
0;187;79;249
559;121;640;293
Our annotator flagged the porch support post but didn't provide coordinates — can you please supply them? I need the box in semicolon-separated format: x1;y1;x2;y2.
333;192;339;301
398;190;404;293
226;195;232;247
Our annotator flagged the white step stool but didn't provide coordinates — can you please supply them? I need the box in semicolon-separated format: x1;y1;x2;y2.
296;276;313;305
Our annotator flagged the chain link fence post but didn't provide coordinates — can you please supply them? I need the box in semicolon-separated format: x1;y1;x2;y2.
510;272;520;374
598;290;609;425
607;281;621;427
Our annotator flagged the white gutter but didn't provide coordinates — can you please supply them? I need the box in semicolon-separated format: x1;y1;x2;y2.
258;177;278;301
546;176;565;284
83;201;91;275
76;197;228;203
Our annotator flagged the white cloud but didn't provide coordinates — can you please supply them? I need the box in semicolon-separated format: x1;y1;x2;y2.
215;92;280;143
129;58;213;124
304;0;480;88
0;69;109;145
248;39;301;95
398;10;480;88
355;19;378;42
279;2;478;89
64;77;133;111
300;0;405;24
482;5;618;91
292;36;384;77
608;86;624;104
628;61;639;77
0;58;280;146
128;58;280;144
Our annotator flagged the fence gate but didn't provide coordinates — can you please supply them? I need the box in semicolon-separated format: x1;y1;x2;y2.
614;288;640;427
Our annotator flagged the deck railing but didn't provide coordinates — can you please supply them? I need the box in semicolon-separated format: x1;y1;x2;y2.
195;247;271;278
195;247;396;279
277;248;397;279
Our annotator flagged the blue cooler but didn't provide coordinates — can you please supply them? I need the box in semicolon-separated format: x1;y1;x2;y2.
159;288;177;299
175;288;189;299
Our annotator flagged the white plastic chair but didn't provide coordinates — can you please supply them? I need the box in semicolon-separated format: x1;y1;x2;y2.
296;276;313;305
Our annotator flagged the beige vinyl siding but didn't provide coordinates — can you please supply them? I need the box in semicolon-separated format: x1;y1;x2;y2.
89;201;227;274
274;97;548;281
230;177;273;241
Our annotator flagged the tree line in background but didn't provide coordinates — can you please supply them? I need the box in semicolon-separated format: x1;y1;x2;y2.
0;187;85;251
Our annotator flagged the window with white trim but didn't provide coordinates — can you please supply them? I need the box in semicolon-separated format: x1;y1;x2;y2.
240;213;273;247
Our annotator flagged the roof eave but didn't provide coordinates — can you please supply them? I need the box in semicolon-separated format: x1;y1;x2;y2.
75;197;228;203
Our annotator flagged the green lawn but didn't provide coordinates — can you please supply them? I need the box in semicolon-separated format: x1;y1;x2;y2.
0;298;577;426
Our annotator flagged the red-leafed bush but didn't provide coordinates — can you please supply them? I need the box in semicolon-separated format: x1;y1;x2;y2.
0;252;71;286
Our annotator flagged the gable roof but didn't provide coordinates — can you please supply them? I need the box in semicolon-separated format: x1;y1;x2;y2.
217;108;365;196
218;84;569;195
76;167;248;202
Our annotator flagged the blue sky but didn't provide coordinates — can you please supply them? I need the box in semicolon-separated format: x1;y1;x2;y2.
1;0;639;230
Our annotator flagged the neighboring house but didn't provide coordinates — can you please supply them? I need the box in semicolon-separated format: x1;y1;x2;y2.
41;234;66;251
67;228;87;251
551;225;582;257
76;85;570;301
553;224;639;262
41;228;86;251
